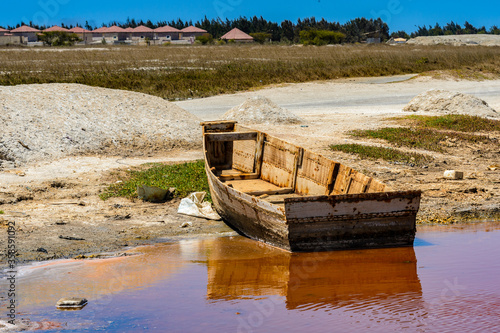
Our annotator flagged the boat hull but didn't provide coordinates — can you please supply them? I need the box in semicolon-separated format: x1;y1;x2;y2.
207;163;419;252
206;163;292;250
202;120;421;252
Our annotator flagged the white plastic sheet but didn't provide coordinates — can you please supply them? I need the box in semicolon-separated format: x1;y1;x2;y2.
177;192;221;220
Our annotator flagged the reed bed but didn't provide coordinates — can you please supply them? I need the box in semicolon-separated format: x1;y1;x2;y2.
1;44;500;100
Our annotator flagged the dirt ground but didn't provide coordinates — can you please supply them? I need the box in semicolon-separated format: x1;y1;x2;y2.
0;75;499;267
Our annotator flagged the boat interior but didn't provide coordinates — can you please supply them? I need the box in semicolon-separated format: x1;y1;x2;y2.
202;121;389;206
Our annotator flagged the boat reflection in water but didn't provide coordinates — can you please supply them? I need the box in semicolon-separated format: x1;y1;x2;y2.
205;237;423;312
9;235;424;331
6;225;499;332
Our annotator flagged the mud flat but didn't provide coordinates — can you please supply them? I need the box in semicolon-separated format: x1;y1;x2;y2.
1;76;499;266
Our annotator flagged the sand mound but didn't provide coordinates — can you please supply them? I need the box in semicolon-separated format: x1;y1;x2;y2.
222;96;303;125
403;89;499;118
0;84;201;167
406;34;500;46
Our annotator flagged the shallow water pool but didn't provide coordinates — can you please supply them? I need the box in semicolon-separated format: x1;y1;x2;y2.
2;222;500;332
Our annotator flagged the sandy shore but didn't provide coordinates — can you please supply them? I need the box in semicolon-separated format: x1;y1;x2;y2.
1;75;499;267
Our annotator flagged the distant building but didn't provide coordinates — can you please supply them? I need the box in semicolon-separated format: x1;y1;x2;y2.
10;25;40;42
92;25;128;43
0;34;23;46
366;37;381;44
387;37;407;44
181;25;207;40
43;25;70;32
131;25;155;42
0;27;9;36
154;25;181;42
69;26;92;44
220;28;254;43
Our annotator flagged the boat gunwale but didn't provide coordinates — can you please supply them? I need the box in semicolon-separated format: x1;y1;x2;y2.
283;190;422;204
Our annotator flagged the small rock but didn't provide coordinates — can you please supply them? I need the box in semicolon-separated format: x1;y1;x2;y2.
443;170;463;180
180;222;193;228
36;248;48;253
111;214;131;220
59;235;85;241
137;185;175;202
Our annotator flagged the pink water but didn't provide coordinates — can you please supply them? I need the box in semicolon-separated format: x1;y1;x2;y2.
2;222;500;332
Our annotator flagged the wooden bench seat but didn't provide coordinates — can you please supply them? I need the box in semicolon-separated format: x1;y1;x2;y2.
224;178;293;196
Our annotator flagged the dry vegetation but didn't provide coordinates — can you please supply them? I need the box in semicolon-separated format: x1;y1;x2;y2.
1;44;500;100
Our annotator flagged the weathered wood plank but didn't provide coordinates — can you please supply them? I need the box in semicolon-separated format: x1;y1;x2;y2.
261;140;298;187
245;187;294;197
295;150;337;196
200;120;237;133
285;191;421;221
206;132;258;142
233;139;257;173
219;173;260;181
254;132;265;176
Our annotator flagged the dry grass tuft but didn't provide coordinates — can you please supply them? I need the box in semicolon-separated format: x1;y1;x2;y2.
1;44;500;99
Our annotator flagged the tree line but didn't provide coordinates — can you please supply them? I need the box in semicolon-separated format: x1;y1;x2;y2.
5;17;500;43
3;17;390;44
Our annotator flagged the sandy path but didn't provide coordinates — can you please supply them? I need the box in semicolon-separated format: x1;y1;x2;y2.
175;75;500;119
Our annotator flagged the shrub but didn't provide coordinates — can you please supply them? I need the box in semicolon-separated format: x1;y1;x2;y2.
38;31;81;46
250;32;272;44
196;33;214;45
300;29;346;45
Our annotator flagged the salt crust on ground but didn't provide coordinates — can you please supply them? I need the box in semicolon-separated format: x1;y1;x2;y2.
403;89;499;118
0;83;201;167
222;96;303;125
407;34;500;46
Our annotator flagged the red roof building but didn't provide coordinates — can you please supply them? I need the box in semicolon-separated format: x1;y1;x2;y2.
69;27;91;33
0;27;9;36
105;25;126;33
43;25;70;32
133;25;154;33
10;25;40;33
181;25;207;40
155;25;181;33
220;28;254;42
181;25;207;33
9;25;40;42
92;26;109;33
154;25;182;41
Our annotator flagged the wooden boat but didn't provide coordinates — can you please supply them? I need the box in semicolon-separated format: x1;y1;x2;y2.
201;120;421;252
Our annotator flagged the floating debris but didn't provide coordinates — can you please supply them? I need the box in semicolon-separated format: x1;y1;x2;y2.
56;297;88;310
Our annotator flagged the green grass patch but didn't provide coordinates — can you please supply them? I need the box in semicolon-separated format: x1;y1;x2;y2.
0;210;4;214
402;114;500;132
330;144;432;166
100;160;210;201
349;127;493;152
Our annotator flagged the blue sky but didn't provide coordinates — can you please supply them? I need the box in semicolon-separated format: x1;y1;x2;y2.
1;0;498;33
